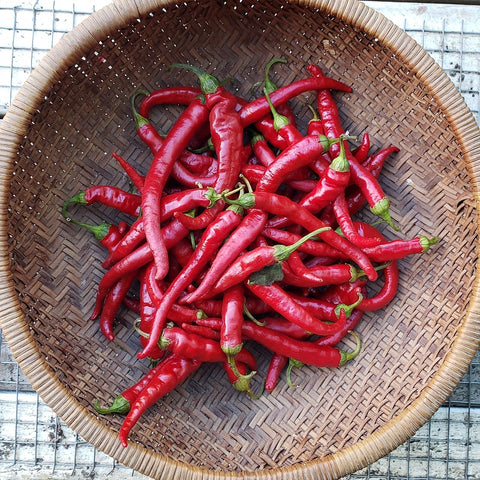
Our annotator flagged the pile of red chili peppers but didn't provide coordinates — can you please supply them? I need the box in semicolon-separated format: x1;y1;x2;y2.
62;59;438;448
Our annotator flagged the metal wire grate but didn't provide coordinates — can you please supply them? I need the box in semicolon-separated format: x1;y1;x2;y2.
0;1;479;478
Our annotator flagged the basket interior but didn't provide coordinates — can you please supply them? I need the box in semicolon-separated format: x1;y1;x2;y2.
6;0;478;474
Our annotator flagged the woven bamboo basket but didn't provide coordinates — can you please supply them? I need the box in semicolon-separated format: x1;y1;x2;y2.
1;0;480;478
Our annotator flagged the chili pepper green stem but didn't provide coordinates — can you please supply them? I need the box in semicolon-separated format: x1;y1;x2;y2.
339;331;362;366
94;396;130;415
264;58;286;94
286;358;304;388
334;293;364;318
131;90;151;129
272;227;331;262
329;134;350;172
264;87;290;132
371;197;400;231
420;235;439;252
169;63;220;95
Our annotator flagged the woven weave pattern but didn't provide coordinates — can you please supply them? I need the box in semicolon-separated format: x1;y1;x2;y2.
1;0;480;478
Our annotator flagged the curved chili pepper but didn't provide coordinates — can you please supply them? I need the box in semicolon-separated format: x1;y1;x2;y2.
351;132;370;163
251;131;277;167
112;152;145;193
91;219;189;321
142;97;210;281
138;86;202;118
62;186;141;219
137;273;166;360
263;87;303;146
332;191;384;248
227;191;377;281
138;205;244;359
307;64;398;230
209;227;329;296
94;360;170;415
99;271;137;341
346;222;401;312
221;284;245;357
157;326;257;368
119;353;201;447
197;317;361;369
265;353;288;392
182;208;268;305
238;75;352;127
245;282;346;336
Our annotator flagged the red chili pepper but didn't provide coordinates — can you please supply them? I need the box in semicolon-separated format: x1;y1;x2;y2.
197;317;361;369
91;219;189;320
238;75;352;127
94;360;171;415
182;208;268;304
228;191;377;281
137;273;166;360
62;217;128;253
262;226;347;260
344;222;401;312
142;97;210;280
251;131;276;167
265;353;288;392
221;284;245;357
99;271;137;341
138;205;244;359
63;186;141;218
209;227;329;297
263;86;303;146
314;309;364;347
138;86;202;118
112;152;145;193
157;326;257;368
307;64;398;230
358;261;399;311
245;282;346;336
332;191;384;248
119;354;201;447
351;132;370;163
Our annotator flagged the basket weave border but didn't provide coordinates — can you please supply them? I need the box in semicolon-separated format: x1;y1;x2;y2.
0;0;479;478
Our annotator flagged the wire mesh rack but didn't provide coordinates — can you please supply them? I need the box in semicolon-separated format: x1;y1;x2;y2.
0;1;479;479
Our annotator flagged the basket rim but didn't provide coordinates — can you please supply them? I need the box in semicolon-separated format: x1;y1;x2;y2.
0;0;479;478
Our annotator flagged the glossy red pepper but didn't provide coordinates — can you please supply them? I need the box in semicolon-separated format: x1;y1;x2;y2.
99;271;137;341
91;219;189;321
138;86;202;117
142;97;210;280
197;317;361;369
245;282;346;336
62;186;141;218
238;75;352;127
112;152;145;193
119;354;201;447
138;205;244;359
94;360;170;415
228;191;377;281
307;64;398;230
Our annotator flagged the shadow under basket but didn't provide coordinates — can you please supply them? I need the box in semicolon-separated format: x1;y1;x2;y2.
1;0;480;479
